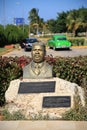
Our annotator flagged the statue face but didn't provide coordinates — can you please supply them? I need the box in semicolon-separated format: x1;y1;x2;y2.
31;44;45;63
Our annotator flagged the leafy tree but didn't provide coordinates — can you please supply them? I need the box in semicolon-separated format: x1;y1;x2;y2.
66;9;79;36
0;25;6;47
56;11;68;33
4;24;26;44
66;7;87;36
42;22;50;34
28;8;39;24
28;8;40;34
46;11;68;33
78;7;87;36
28;8;48;34
46;19;57;33
5;25;18;44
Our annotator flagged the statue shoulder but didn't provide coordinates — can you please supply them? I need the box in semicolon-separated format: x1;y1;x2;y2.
23;63;31;70
45;62;53;70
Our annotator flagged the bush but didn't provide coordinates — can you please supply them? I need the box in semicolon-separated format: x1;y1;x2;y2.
62;89;87;121
0;56;31;106
62;106;87;121
3;109;26;120
0;24;29;47
53;56;87;87
68;38;85;46
84;39;87;46
0;25;7;47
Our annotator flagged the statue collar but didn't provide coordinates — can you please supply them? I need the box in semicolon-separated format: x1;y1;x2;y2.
31;61;45;69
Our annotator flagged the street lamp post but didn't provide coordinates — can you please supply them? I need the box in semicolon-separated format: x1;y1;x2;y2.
16;2;24;32
3;0;6;29
29;23;30;37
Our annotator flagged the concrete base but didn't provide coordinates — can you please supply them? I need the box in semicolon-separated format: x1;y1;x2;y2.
5;78;85;119
0;121;87;130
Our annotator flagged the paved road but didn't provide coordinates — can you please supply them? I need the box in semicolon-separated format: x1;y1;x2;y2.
3;48;87;57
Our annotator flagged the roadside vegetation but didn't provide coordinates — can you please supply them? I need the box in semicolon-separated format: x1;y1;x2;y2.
0;7;87;48
0;7;87;54
0;48;8;53
0;47;15;56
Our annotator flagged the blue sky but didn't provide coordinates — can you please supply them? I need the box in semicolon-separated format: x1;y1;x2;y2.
0;0;87;25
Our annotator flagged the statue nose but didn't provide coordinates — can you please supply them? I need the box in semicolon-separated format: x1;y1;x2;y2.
35;50;39;54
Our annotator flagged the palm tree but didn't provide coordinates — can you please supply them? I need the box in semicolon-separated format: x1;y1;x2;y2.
28;8;47;35
28;8;39;24
78;8;87;37
66;9;80;36
66;8;87;37
28;8;39;35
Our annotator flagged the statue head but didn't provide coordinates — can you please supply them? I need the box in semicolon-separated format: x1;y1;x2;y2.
23;42;53;79
31;42;46;63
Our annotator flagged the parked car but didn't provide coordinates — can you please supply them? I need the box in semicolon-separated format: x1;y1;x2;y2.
20;38;38;51
24;38;39;51
20;39;27;48
48;35;71;50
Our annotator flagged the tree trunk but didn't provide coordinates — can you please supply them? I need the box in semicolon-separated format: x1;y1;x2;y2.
73;29;78;37
86;28;87;38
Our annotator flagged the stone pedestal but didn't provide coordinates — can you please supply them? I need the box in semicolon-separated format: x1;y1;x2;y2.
5;78;85;119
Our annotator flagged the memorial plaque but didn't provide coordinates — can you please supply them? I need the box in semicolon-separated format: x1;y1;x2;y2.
18;81;55;93
42;96;71;108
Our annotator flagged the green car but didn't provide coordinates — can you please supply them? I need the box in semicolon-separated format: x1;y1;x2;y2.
48;35;71;50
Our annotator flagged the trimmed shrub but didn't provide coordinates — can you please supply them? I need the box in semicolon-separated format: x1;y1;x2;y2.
84;39;87;46
62;106;87;121
0;56;31;106
3;109;26;120
68;38;85;46
53;56;87;87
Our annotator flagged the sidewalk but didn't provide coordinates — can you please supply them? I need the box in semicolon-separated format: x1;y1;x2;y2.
0;121;87;130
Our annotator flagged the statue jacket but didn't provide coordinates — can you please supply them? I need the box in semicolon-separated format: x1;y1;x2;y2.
23;61;53;79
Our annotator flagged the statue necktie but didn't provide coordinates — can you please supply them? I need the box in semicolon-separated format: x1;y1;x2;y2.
34;64;40;75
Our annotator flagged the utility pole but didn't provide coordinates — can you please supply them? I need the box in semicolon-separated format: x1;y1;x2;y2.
29;23;30;37
22;7;24;33
16;2;24;32
3;0;6;29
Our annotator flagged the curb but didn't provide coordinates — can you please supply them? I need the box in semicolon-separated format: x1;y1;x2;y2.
71;46;87;48
46;46;87;49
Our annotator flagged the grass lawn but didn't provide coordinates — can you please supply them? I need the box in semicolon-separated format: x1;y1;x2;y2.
0;44;20;56
0;48;9;53
0;48;13;56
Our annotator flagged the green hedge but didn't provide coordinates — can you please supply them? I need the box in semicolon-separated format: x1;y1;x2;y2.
84;39;87;46
0;57;23;106
67;38;85;46
0;25;28;47
53;56;87;86
0;56;32;106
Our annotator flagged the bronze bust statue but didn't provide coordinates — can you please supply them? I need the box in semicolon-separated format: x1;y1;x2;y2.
23;42;53;79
